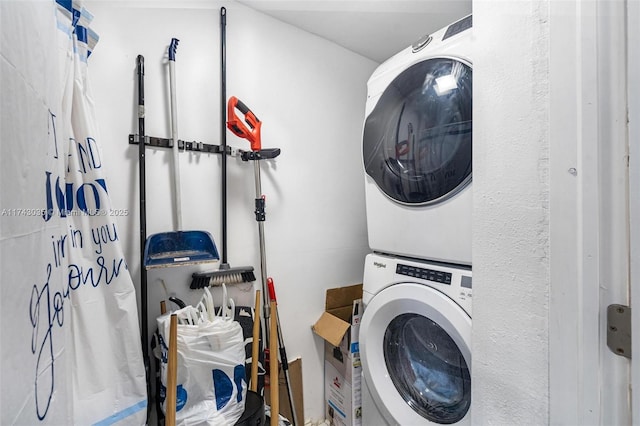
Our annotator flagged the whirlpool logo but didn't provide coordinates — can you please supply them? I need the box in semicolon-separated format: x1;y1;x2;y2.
373;261;387;269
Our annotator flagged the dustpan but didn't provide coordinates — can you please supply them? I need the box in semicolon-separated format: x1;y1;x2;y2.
144;231;219;269
144;39;219;270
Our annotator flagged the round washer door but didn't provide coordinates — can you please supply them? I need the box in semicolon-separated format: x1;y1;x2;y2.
363;57;472;206
361;283;471;425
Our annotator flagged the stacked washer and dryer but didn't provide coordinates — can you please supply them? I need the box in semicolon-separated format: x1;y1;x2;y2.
359;15;473;425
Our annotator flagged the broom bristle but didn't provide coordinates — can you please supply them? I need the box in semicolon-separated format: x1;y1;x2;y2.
190;266;256;289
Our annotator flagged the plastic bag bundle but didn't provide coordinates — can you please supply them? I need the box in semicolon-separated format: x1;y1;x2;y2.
157;287;247;425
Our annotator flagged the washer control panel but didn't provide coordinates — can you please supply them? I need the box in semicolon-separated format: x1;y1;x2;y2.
363;253;472;315
396;263;452;285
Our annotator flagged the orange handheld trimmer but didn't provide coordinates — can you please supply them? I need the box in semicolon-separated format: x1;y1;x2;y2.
226;97;298;425
227;96;262;151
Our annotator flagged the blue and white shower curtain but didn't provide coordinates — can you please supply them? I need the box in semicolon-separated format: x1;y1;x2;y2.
0;1;147;424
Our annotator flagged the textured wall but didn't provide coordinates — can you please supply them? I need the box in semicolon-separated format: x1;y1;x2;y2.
472;1;551;423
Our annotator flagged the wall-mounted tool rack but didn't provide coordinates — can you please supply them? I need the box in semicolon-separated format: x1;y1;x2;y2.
128;134;281;160
129;134;224;154
129;135;280;161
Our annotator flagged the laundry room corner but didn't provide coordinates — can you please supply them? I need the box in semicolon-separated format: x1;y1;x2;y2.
85;0;376;421
0;0;375;423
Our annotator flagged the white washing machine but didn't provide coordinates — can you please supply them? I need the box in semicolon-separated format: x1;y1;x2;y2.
362;15;473;265
360;252;472;425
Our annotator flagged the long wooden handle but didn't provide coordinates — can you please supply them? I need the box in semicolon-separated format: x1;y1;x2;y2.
250;290;261;393
270;301;278;426
166;314;178;426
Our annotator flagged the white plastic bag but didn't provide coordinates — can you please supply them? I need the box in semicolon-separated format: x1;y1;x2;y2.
158;287;247;425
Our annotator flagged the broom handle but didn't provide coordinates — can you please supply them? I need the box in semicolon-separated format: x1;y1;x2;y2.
168;38;182;230
166;314;178;426
270;301;278;426
251;290;261;392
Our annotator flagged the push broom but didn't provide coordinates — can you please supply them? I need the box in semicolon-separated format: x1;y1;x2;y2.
191;7;255;289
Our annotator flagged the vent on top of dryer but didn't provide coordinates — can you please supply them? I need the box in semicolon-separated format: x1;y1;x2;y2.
443;15;472;41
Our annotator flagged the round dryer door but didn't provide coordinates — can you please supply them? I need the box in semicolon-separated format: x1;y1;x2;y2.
363;58;472;205
361;283;471;425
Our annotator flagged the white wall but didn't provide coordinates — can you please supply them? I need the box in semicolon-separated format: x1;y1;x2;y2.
630;0;640;421
548;1;631;424
88;0;376;420
473;1;631;424
472;1;551;423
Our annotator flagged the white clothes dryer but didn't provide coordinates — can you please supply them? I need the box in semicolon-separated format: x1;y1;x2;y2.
360;252;472;425
362;15;473;265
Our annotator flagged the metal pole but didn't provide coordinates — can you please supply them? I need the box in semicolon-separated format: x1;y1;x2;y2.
253;159;298;425
254;160;271;340
136;54;150;419
220;7;228;267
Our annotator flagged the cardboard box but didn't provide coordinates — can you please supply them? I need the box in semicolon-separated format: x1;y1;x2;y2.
312;284;363;426
264;357;304;425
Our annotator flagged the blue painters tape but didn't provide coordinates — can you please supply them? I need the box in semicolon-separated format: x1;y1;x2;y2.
91;399;147;426
350;342;359;354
